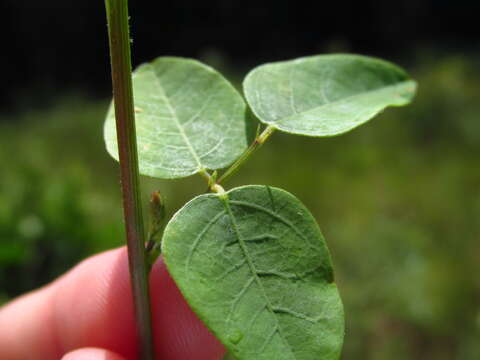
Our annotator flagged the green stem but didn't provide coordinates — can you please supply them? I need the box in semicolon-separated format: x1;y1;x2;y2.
199;168;215;185
104;1;154;359
217;125;276;185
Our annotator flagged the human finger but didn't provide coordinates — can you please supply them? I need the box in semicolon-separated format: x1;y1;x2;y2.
0;248;225;360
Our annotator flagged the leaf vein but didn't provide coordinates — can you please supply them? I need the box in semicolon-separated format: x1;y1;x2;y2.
229;200;322;252
272;306;322;323
277;81;414;125
185;210;226;277
148;64;204;171
226;277;255;324
223;198;298;358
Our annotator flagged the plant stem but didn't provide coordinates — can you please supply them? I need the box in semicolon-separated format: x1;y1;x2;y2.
199;168;215;185
104;1;154;359
217;125;276;185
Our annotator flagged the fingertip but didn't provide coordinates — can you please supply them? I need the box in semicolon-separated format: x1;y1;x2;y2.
52;248;137;357
61;348;126;360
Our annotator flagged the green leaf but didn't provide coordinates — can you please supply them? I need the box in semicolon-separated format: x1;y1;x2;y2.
223;352;236;360
162;185;344;360
243;54;417;137
104;57;250;179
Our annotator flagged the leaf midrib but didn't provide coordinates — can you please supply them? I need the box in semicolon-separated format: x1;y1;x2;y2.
261;79;414;125
222;196;298;359
149;64;204;171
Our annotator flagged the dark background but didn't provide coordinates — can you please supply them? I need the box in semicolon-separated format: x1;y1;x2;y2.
1;1;480;359
1;0;478;112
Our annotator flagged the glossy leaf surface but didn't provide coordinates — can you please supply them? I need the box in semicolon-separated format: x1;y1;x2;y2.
243;54;417;136
105;57;249;178
162;185;344;360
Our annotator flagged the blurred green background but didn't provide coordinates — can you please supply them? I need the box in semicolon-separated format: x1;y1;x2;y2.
0;52;479;359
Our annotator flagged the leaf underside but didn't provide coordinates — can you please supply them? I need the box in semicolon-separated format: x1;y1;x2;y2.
104;57;249;179
243;54;417;137
162;185;344;360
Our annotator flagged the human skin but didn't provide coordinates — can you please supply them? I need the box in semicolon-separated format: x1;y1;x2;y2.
0;248;225;360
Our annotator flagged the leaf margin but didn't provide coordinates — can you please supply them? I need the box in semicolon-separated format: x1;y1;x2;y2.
104;56;251;179
243;53;417;137
161;184;345;360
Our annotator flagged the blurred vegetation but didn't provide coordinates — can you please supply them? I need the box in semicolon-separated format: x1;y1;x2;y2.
0;54;479;359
